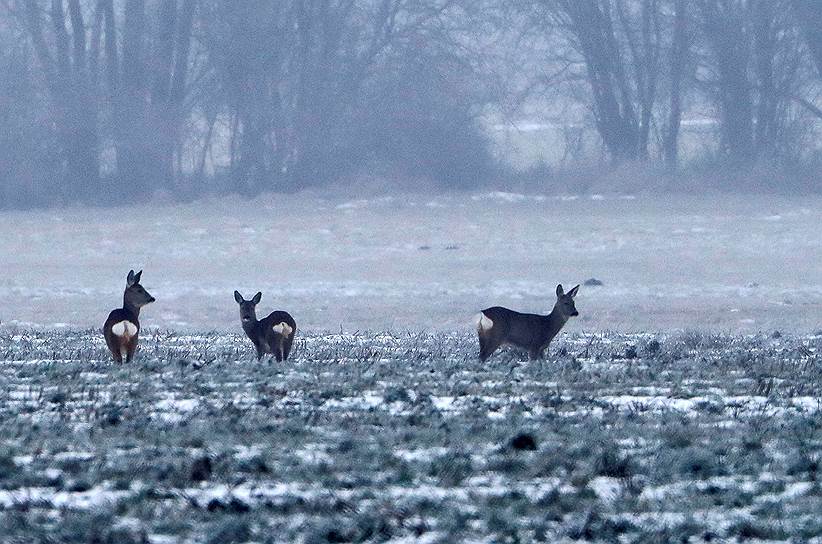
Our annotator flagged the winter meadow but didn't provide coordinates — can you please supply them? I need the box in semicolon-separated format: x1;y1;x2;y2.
1;1;822;543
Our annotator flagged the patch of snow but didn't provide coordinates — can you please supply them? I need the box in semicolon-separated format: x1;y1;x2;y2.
588;476;622;501
155;398;199;412
430;396;456;411
471;191;546;203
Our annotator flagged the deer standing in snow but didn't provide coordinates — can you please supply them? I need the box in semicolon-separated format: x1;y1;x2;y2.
103;270;155;363
234;291;296;361
476;284;579;361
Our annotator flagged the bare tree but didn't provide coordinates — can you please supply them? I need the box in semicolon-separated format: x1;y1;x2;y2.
103;0;197;197
16;0;101;200
537;0;663;162
696;0;807;162
200;0;293;194
13;0;197;202
199;0;482;195
662;0;688;167
792;0;822;77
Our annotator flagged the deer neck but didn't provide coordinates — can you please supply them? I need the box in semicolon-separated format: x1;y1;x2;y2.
241;316;259;336
123;297;141;319
546;306;568;339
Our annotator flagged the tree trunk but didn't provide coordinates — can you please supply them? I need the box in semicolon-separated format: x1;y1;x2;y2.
663;0;687;168
557;0;643;162
22;0;101;202
163;0;196;191
792;0;822;76
698;0;755;162
111;0;194;199
116;0;151;198
752;0;777;153
235;113;268;195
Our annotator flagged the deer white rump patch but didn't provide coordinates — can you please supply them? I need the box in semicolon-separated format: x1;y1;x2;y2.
111;320;138;338
474;312;494;332
272;322;293;338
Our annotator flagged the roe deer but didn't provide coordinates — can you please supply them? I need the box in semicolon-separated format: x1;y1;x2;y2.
475;284;579;361
234;290;296;361
103;270;155;363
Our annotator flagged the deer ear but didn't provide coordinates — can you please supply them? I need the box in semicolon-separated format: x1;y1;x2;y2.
133;270;143;284
568;284;580;297
127;270;136;286
234;290;244;304
251;292;262;305
556;284;564;297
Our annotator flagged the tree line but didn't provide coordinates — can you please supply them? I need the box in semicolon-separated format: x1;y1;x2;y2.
533;0;822;167
0;0;820;208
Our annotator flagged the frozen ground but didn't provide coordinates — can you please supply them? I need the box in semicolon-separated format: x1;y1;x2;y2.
0;191;820;333
0;330;821;542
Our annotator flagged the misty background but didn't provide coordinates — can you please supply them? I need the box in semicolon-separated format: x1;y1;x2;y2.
0;0;820;208
0;0;821;334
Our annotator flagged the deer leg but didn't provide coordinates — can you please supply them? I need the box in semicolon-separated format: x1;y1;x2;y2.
283;337;293;361
528;346;544;361
478;334;489;361
125;337;138;363
110;346;123;364
479;333;504;362
105;334;122;363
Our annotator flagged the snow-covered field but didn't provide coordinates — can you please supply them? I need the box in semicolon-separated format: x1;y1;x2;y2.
1;191;820;333
1;192;821;541
0;330;821;541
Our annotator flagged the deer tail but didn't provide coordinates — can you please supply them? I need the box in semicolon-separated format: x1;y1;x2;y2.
272;322;294;338
474;312;494;333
